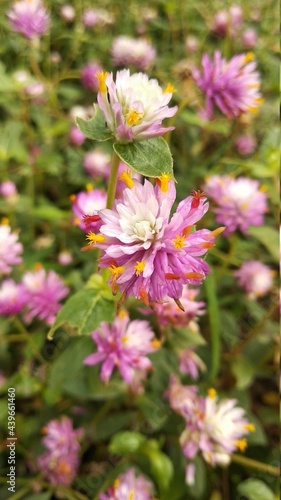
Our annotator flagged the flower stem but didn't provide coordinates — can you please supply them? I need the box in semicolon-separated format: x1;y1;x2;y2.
231;454;280;476
204;271;220;382
106;150;120;209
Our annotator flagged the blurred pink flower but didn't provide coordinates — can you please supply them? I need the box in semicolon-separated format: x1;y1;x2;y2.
242;28;258;48
185;35;198;53
204;175;267;235
96;69;177;143
193;51;262;119
234;260;274;298
69;125;86;146
235;134;257;156
81;61;102;91
83;150;111;179
179;349;206;379
22;267;69;325
166;375;198;415
111;36;156;70
99;468;153;500
0;223;23;275
153;285;205;327
85;178;222;305
0;279;27;316
211;5;243;37
0;181;17;198
57;250;73;266
38;416;83;486
7;0;50;40
60;5;75;23
71;188;107;232
84;311;159;384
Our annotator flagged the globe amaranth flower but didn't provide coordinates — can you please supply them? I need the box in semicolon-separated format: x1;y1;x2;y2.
7;0;50;40
22;267;69;325
38;416;83;486
99;468;154;500
235;134;257;156
84;176;224;306
0;181;17;198
234;260;274;299
179;349;206;379
204;175;267;235
96;69;177;143
192;51;262;119
111;36;156;71
153;285;205;327
84;311;160;384
0;279;27;316
81;61;102;91
0;223;23;275
242;28;258;48
179;388;255;469
71;187;107;233
211;5;243;38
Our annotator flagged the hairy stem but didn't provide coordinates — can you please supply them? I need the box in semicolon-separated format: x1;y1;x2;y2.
231;454;280;476
106;151;120;209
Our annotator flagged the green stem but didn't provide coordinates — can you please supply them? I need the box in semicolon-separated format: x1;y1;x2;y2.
106;151;120;209
231;454;280;476
8;487;30;500
204;271;220;382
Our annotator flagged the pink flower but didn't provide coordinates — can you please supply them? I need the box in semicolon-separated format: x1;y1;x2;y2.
57;251;73;266
179;388;254;467
0;224;23;275
235;135;257;156
204;175;267;235
153;285;205;327
185;36;198;53
234;260;274;298
7;0;50;40
84;311;159;384
71;188;107;232
99;468;153;500
211;5;243;37
192;51;262;119
179;349;206;379
69;126;86;146
111;36;156;71
166;375;198;416
22;268;69;325
83;150;111;179
96;69;177;143
60;5;75;23
82;8;99;27
242;28;257;48
0;181;17;198
38;416;83;486
0;279;27;316
81;61;102;91
85;177;222;305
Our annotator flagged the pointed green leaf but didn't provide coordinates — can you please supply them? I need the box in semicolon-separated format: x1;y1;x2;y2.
75;105;112;141
237;479;275;500
114;137;174;179
109;431;147;455
48;288;115;339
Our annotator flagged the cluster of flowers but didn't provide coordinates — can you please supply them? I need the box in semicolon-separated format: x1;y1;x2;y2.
99;468;154;500
211;3;258;48
38;416;83;485
0;222;69;324
167;376;255;483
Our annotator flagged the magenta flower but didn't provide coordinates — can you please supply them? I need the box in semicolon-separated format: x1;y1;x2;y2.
0;223;23;275
84;311;159;384
69;125;86;146
0;279;27;316
7;0;50;40
166;375;198;416
153;285;205;327
192;51;262;119
83;150;111;179
85;177;223;306
179;349;206;379
242;28;258;48
111;36;156;71
38;416;83;486
96;69;177;143
204;175;267;235
71;188;107;233
0;181;17;198
22;267;69;325
99;468;153;500
235;134;257;156
81;61;102;91
234;260;274;299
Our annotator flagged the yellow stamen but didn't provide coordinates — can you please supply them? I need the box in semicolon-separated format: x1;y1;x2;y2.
173;234;186;249
109;264;124;277
86;232;106;245
185;272;204;280
201;241;214;249
158;173;171;192
207;227;225;238
34;262;43;270
128;492;135;500
125;108;144;126
151;339;161;349
97;71;109;93
113;478;120;490
1;217;9;225
122;335;129;343
235;438;247;452
247;98;264;113
164;82;176;93
86;183;93;192
69;194;76;202
134;261;146;275
119;170;134;188
243;52;255;64
57;460;71;474
244;423;255;432
259;184;267;192
74;217;80;226
208;388;217;399
118;309;128;319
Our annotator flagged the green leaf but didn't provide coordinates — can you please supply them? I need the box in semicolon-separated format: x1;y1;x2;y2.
204;271;220;382
247;226;279;263
231;356;256;389
75;105;112;142
237;479;276;500
113;137;174;179
141;443;174;493
48;288;115;339
109;431;147;455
